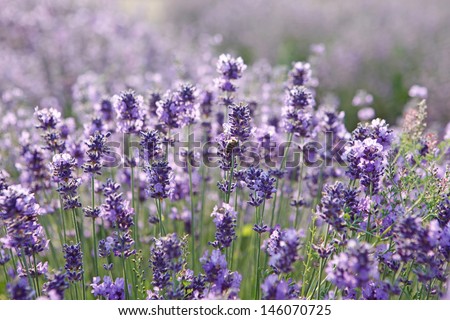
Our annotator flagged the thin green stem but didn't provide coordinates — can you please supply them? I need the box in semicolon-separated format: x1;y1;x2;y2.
270;133;293;228
32;253;41;296
89;179;99;278
187;125;196;271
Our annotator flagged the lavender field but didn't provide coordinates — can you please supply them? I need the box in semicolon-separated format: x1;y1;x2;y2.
0;0;450;300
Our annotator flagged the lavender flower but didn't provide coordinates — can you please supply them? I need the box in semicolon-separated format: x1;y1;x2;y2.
149;234;185;292
261;274;300;300
0;185;48;255
42;272;69;300
282;86;314;137
326;240;379;289
200;249;242;298
344;137;386;194
244;167;277;207
264;226;302;274
34;107;66;153
217;54;247;81
82;131;111;175
101;188;135;231
7;277;34;300
49;153;77;182
175;83;199;126
288;61;312;86
227;103;252;142
156;94;183;130
112;90;145;134
144;161;173;199
209;204;237;249
316;182;346;232
139;130;163;164
63;243;84;282
91;276;125;300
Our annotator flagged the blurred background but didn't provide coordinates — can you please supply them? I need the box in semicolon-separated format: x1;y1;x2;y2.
1;0;449;129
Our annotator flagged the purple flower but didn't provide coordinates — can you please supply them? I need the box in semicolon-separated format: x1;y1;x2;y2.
175;83;199;126
18;145;51;192
227;103;252;142
326;239;379;289
261;274;300;300
394;216;424;262
139;130;163;164
0;246;11;265
83;206;101;219
111;231;136;258
285;86;314;109
362;280;396;300
17;261;48;278
42;272;69;300
50;154;82;210
282;86;314;137
156;94;183;129
437;196;450;228
82;131;111;175
7;277;34;300
209;204;237;249
49;153;77;182
34;107;61;131
144;161;173;199
316;182;346;232
101;190;135;232
264;226;302;274
97;98;114;122
344;137;386;194
288;61;312;86
63;243;84;282
34;107;66;153
244;167;277;207
0;185;48;256
150;234;185;292
216;54;247;81
91;276;125;300
112;90;145;134
200;249;242;298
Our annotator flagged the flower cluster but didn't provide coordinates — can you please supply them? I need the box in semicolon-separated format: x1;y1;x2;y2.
34;107;66;153
63;243;84;282
200;249;242;299
209;204;237;249
139;130;163;164
91;276;125;300
261;274;300;300
326;240;379;289
112;90;145;134
215;54;247;105
244;167;277;207
144;161;173;199
149;234;185;298
50;153;82;210
264;226;302;274
0;185;48;256
82;131;111;176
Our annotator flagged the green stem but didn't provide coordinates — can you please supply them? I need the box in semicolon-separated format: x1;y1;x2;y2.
32;253;41;296
317;224;330;299
270;133;293;228
89;178;99;278
187;125;196;271
121;253;129;300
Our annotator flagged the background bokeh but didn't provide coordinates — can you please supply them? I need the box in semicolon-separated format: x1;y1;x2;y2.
1;0;449;129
